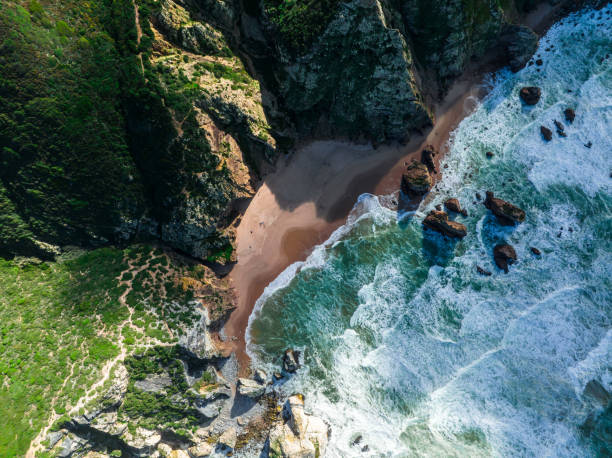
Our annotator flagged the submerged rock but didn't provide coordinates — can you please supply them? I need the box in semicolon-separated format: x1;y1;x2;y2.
531;247;542;256
477;266;492;276
423;211;467;238
237;377;265;399
283;349;300;373
444;198;462;214
484;192;525;225
541;125;553;141
493;244;517;273
421;145;437;173
268;394;330;458
519;86;541;105
583;379;611;406
564;108;576;123
401;161;432;195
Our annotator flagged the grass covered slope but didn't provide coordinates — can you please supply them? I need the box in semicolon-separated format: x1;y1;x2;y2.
0;245;231;456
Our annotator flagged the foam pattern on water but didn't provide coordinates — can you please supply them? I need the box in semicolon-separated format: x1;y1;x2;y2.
247;7;612;457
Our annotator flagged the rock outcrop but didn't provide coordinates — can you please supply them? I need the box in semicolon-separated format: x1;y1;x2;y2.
541;125;553;141
564;108;576;123
421;145;437;173
401;161;433;195
422;210;467;238
268;395;330;458
493;244;517;272
500;24;539;72
484;192;525;225
283;349;300;373
237;377;266;399
520;86;541;105
444;198;462;214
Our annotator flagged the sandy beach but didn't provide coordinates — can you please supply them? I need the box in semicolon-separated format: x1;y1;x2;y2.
224;73;486;370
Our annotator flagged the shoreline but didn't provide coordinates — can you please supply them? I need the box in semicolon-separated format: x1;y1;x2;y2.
224;74;486;371
222;0;572;373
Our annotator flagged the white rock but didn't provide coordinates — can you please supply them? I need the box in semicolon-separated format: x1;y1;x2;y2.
157;443;172;456
218;427;237;450
188;442;213;457
237;377;265;398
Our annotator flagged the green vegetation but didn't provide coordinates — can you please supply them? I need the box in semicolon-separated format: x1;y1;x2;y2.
120;346;202;430
263;0;342;54
0;244;219;456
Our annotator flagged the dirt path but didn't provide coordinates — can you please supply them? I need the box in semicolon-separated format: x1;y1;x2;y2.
26;255;170;457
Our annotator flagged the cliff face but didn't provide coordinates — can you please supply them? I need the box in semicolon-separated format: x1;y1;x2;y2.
0;0;567;260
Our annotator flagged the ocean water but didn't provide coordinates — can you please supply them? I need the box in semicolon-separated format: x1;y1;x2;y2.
247;6;612;457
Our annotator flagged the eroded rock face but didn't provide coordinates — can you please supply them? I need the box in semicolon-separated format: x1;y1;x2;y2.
178;307;222;360
268;395;330;458
401;161;432;195
444;198;462;214
421;145;437;173
283;349;300;373
493;244;517;273
500;24;539;72
484;191;525;225
237;377;266;399
520;86;541;105
422;210;467;238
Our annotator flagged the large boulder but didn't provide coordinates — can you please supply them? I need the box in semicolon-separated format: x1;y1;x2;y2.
237;377;265;399
421;145;437;173
493;244;517;273
268;394;330;458
422;210;467;238
484;192;525;225
541;125;553;141
401;161;432;195
283;349;300;373
564;108;576;123
444;198;462;214
519;86;541;105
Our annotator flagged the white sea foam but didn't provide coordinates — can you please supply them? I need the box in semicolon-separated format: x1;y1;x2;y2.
246;5;612;457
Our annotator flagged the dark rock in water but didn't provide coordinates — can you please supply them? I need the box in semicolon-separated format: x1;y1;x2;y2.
585;141;592;148
283;349;300;373
401;161;432;195
423;210;467;238
536;58;543;66
564;108;576;123
350;435;363;446
541;126;553;141
530;247;541;256
484;191;526;225
500;24;539;72
520;86;541;105
554;120;565;133
421;145;437;173
583;379;611;406
477;266;492;276
486;151;494;158
461;209;468;217
362;445;370;452
475;192;482;201
435;204;442;211
493;244;517;273
444;198;462;214
273;371;283;381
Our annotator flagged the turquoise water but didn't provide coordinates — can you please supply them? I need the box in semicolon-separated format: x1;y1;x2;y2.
248;7;612;457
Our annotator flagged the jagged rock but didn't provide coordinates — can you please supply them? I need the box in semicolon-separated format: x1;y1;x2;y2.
493;244;517;273
519;86;541;105
484;192;525;225
268;395;330;458
188;442;213;457
254;369;267;384
422;211;467;238
57;438;74;458
193;397;225;420
444;198;462;214
121;427;162;454
486;151;494;158
178;308;221;360
564;108;575;123
500;24;539;72
530;247;541;256
237;377;265;399
283;349;300;373
401;161;432;195
541;125;552;141
218;427;237;450
47;431;64;449
477;266;492;276
134;373;172;393
421;145;437;173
